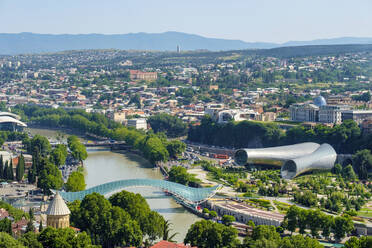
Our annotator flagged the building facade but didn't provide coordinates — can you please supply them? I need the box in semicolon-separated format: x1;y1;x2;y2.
290;103;319;122
127;118;147;130
318;105;351;124
341;110;372;124
129;70;158;81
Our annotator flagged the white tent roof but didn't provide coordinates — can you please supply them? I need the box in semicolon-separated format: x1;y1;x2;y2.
0;112;21;120
0;116;27;127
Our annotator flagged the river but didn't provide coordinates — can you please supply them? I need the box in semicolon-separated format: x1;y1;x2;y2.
27;128;200;242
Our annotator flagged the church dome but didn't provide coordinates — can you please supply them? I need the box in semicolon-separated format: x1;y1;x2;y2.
46;192;70;216
313;96;327;107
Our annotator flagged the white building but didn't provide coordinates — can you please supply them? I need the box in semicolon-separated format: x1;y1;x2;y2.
217;109;258;123
290;103;319;122
342;110;372;124
127;118;147;130
319;105;351;124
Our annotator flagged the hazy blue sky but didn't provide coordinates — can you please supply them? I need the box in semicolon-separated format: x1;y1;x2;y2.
1;0;371;43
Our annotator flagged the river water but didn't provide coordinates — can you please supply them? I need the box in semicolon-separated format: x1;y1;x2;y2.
27;128;200;242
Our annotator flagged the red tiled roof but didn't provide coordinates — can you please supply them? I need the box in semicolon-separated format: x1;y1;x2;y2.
151;240;196;248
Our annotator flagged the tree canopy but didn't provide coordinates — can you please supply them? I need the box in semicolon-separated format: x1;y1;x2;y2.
184;220;239;248
148;113;188;138
65;170;86;192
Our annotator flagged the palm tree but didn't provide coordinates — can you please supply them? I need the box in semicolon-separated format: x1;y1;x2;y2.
162;220;179;242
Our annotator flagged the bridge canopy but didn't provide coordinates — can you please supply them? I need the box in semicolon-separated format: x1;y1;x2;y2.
56;179;220;205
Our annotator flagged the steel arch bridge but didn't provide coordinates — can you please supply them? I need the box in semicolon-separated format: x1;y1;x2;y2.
56;179;221;205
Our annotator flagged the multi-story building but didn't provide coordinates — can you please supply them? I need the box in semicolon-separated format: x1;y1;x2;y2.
318;105;351;124
327;95;352;105
341;110;372;124
217;109;257;123
129;70;158;81
290;103;319;122
127;118;147;130
113;112;126;124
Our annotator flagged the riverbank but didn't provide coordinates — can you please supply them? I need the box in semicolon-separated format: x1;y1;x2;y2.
28;127;201;242
84;149;201;242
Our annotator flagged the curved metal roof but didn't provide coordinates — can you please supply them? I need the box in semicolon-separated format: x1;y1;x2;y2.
0;116;27;127
234;142;320;166
281;143;337;179
0;112;21;120
46;192;71;216
56;179;221;205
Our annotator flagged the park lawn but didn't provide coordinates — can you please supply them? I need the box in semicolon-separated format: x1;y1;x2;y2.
245;198;273;210
205;173;230;186
273;200;292;214
357;207;372;218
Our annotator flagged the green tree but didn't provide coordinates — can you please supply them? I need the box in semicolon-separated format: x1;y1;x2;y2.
143;211;165;245
25;221;34;233
285;205;300;234
168;166;192;185
162;220;178;242
141;136;169;164
247;220;255;228
280;235;323;248
333;163;342;175
148;113;188;138
39;220;43;233
0;232;26;248
65;171;86;192
166;140;186;158
352;149;372;180
342;164;357;181
222;215;235;226
109;190;150;232
0;155;3;179
69;192;142;248
321;215;334;239
184;220;239;248
28;160;37;184
307;209;324;238
51;144;68;167
298;209;308;235
16;154;25;181
344;236;372;248
3;161;8;180
38;227;95;248
333;215;354;240
37;158;63;194
19;232;42;248
7;160;14;181
244;225;281;248
209;211;217;218
344;236;361;248
251;225;281;243
29;135;51;156
68;136;88;164
0;218;12;234
29;208;34;221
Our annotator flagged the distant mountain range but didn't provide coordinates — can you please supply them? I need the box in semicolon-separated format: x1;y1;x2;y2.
1;32;372;55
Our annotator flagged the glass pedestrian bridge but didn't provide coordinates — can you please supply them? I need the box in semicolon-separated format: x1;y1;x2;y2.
56;179;221;205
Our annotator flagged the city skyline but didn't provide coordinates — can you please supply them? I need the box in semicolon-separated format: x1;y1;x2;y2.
0;0;371;43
